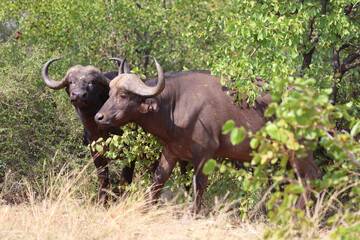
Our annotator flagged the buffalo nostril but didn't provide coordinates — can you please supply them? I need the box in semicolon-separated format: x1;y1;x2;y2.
71;91;87;98
95;113;104;121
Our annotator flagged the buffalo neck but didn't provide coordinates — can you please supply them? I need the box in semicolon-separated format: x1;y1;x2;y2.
74;103;106;140
134;94;177;142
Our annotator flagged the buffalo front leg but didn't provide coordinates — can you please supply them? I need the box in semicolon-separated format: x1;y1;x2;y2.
118;160;136;195
148;153;178;204
93;155;109;204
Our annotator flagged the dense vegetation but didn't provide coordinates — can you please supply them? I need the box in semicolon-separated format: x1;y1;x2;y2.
1;0;359;239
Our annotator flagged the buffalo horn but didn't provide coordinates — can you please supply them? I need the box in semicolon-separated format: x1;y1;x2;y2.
115;56;165;97
109;57;130;74
41;58;68;90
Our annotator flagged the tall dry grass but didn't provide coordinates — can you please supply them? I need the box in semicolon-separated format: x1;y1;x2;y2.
0;163;266;240
2;157;350;240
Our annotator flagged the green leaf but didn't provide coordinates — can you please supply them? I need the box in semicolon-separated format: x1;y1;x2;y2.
332;112;343;119
250;138;259;149
322;88;333;95
284;183;304;194
285;140;299;151
95;144;104;154
271;92;282;102
334;73;342;78
327;214;339;225
265;123;280;140
295;113;309;125
242;178;251;191
222;120;235;134
230;126;246;145
350;121;360;137
202;159;217;175
265;102;277;117
251;154;261;165
315;95;328;105
113;135;121;142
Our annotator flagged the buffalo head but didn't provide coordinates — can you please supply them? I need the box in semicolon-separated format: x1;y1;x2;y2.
41;58;129;108
95;56;164;127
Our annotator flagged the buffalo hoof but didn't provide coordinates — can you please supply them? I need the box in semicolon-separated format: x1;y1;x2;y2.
188;204;201;215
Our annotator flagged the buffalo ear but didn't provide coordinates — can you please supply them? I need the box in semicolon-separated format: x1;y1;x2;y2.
138;98;159;113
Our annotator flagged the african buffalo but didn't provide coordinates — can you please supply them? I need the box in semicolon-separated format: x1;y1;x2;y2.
95;57;322;213
41;57;134;203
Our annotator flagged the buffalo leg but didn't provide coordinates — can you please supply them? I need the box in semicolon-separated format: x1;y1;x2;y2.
191;160;209;214
179;160;191;192
148;153;178;203
118;160;136;195
190;141;218;214
93;155;109;204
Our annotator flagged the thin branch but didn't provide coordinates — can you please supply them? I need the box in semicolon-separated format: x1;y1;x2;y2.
344;4;354;15
343;58;360;72
307;18;315;41
300;17;317;76
332;48;341;72
301;47;315;74
294;167;311;218
321;0;329;14
0;26;23;51
331;45;360;102
300;1;325;77
339;43;351;52
250;46;260;57
331;47;342;102
249;179;281;220
103;0;117;57
310;33;320;44
342;48;360;66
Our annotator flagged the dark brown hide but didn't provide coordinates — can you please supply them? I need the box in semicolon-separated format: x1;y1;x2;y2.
42;59;189;203
41;58;135;203
95;67;322;213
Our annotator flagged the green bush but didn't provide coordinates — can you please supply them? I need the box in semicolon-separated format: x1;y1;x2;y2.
0;41;90;199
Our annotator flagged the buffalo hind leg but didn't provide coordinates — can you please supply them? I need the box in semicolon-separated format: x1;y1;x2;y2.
93;155;109;204
191;147;215;214
179;160;191;192
191;164;208;214
190;141;218;214
290;150;322;211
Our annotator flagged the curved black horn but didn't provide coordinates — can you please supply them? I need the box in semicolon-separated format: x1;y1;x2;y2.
115;56;165;97
41;58;68;90
150;56;165;96
109;57;130;74
97;72;112;86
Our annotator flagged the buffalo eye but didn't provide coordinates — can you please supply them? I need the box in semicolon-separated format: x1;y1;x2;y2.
117;93;127;102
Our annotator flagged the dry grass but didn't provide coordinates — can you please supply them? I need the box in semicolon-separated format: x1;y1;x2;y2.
0;197;266;240
1;162;346;240
0;166;267;240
